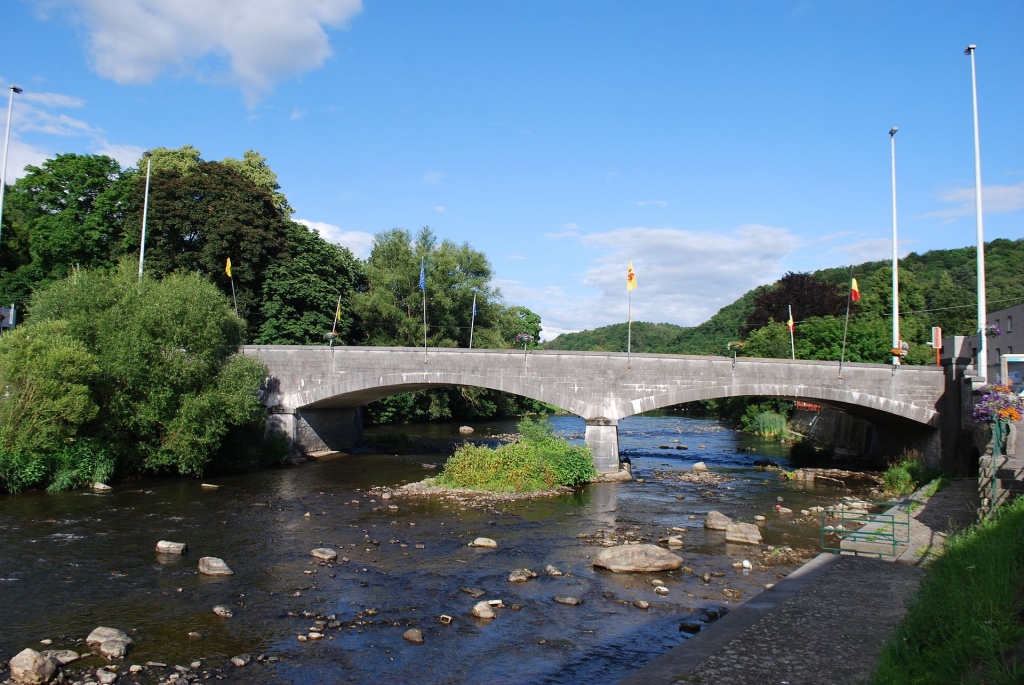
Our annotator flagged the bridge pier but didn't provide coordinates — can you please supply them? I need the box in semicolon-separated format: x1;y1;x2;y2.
585;417;620;473
268;407;363;455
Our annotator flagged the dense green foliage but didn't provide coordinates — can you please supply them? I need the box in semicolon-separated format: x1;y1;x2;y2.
355;227;546;424
543;321;688;353
0;263;274;493
881;450;935;496
749;411;789;439
436;416;595;492
871;495;1024;684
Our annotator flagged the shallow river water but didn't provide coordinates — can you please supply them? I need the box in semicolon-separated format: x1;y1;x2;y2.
0;414;874;684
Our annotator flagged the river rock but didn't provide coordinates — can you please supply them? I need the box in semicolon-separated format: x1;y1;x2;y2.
633;600;650;610
553;595;582;606
402;628;425;644
469;537;497;548
155;540;187;555
9;648;56;684
507;568;538;583
96;668;118;684
725;522;763;545
543;564;563;577
212;605;233;618
458;426;474;434
93;482;112;492
692;462;707;472
601;468;633;482
310;548;338;562
460;586;487;598
667;536;684;549
703;511;732;530
99;638;130;658
230;654;251;667
471;601;496;619
42;650;78;666
198;557;233;575
87;627;132;646
592;544;683;573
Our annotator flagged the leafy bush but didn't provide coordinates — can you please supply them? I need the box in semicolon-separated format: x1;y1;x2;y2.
437;416;595;492
881;450;935;496
47;441;115;492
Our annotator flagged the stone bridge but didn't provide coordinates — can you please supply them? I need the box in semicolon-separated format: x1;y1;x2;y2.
244;346;964;473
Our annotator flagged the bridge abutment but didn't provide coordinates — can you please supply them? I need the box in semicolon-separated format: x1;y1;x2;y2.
268;407;363;456
585;418;620;473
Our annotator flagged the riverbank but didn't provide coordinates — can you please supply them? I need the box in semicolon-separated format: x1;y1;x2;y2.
616;477;982;685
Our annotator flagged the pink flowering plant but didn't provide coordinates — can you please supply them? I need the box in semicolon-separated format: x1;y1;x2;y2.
971;384;1024;424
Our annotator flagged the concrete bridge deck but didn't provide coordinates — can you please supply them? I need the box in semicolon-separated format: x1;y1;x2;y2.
244;346;954;472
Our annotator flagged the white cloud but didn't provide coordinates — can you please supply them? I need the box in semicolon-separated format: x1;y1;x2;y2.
433;206;447;214
289;108;306;121
518;225;799;338
827;238;914;263
422;170;445;185
507;254;526;261
0;84;141;178
295;219;374;258
917;181;1024;220
49;0;363;104
635;200;669;207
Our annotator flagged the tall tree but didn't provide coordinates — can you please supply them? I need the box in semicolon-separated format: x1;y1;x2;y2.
746;272;847;330
256;221;364;345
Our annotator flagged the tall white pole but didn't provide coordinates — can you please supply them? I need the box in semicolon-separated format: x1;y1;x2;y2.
0;86;23;250
966;44;987;383
469;292;476;349
138;152;153;281
889;127;900;368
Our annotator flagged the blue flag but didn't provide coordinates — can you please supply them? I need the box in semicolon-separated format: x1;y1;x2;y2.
419;259;426;291
472;294;477;317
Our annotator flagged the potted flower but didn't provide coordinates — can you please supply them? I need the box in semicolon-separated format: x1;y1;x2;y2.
972;384;1023;513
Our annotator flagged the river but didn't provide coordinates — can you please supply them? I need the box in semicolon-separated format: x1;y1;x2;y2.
0;414;875;684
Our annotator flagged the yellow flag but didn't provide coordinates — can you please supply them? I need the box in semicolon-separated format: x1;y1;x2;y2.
335;303;342;322
225;258;232;278
627;260;637;291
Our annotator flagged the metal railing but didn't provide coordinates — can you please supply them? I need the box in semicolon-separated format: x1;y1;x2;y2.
820;502;911;559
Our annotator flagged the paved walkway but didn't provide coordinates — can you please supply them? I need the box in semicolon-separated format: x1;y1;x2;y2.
617;479;980;685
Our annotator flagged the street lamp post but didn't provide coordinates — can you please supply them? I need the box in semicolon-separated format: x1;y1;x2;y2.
138;151;153;281
965;44;987;383
0;85;24;250
889;127;900;368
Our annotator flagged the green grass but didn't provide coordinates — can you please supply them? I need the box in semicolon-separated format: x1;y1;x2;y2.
871;495;1024;684
436;416;596;493
749;411;789;439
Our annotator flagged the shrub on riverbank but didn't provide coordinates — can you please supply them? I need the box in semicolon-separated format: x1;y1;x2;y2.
871;495;1024;684
881;450;935;496
0;262;270;493
436;416;595;492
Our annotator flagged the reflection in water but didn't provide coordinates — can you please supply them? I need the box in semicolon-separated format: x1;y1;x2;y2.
0;415;870;683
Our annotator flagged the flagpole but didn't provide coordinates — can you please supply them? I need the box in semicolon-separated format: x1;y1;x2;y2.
420;259;427;362
469;293;477;349
229;277;237;316
627;288;632;368
330;294;342;349
839;267;853;379
788;304;795;360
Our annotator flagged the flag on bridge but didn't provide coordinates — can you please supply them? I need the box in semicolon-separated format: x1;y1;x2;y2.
225;257;232;278
850;277;860;302
419;258;426;291
787;310;795;333
627;261;637;291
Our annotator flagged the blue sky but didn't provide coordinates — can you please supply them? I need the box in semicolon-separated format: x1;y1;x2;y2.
3;1;1023;338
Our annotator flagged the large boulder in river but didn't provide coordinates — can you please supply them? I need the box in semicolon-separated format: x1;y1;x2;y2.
155;540;187;554
198;557;234;575
468;537;497;548
310;548;338;562
86;627;132;646
725;522;763;545
703;511;732;530
9;648;56;684
592;544;683;573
